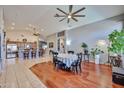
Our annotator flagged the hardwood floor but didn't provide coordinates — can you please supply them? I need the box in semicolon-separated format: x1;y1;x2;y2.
30;62;124;88
1;56;124;88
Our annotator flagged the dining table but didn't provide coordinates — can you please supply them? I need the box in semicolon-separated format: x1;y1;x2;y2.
57;53;78;68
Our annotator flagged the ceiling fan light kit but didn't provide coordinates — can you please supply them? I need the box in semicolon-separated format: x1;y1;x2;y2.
54;5;86;23
68;15;72;19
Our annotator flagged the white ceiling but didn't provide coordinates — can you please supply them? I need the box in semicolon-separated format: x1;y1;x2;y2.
0;5;124;37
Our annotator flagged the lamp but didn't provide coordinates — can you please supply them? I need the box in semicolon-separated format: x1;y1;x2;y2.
68;15;72;19
66;40;71;46
97;40;106;46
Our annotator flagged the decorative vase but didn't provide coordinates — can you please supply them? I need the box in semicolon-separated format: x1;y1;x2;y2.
95;55;100;64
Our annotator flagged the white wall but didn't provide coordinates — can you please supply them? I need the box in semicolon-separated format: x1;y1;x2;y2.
46;33;57;54
67;17;123;64
6;30;38;42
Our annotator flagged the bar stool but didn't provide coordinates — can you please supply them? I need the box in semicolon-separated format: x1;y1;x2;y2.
23;51;29;59
31;50;36;58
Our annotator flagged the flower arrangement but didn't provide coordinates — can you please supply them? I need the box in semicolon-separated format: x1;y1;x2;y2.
90;48;104;59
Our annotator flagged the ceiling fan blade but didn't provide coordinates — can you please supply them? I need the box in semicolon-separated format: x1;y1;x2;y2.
33;34;37;36
73;7;85;15
54;14;66;17
69;5;73;13
54;14;59;17
67;18;70;23
59;17;66;22
72;17;78;22
57;8;67;15
73;15;85;17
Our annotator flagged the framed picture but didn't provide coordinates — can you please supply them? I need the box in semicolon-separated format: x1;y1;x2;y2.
49;42;54;48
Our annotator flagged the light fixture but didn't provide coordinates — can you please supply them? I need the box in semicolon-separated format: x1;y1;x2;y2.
66;40;71;46
12;22;15;26
26;27;29;30
41;29;44;31
26;45;30;48
54;5;86;23
68;15;72;19
28;24;32;27
97;40;106;46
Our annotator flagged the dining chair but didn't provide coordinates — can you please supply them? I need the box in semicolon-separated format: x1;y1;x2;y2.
53;56;66;70
52;51;59;69
53;56;59;69
52;51;58;57
77;53;83;63
52;52;66;70
68;51;74;54
71;53;82;74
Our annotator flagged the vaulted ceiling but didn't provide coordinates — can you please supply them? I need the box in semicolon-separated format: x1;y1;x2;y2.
0;5;124;37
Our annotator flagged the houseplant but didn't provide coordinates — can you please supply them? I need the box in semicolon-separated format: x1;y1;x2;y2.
108;29;124;54
81;42;88;54
108;29;124;67
90;48;104;64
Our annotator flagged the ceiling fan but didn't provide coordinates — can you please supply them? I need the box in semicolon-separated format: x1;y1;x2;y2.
32;28;40;36
54;5;86;23
33;32;40;36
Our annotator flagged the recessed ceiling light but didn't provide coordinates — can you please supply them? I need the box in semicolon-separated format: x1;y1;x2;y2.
32;25;35;28
12;22;15;26
11;27;14;30
28;24;32;27
41;29;44;31
26;27;29;30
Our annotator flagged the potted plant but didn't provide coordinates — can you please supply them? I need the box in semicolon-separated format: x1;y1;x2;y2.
81;42;88;54
90;48;104;64
108;29;124;67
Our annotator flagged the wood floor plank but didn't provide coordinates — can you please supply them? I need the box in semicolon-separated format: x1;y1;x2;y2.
19;63;46;88
23;62;36;68
5;64;18;88
0;66;7;88
0;73;1;87
0;57;50;88
13;63;32;88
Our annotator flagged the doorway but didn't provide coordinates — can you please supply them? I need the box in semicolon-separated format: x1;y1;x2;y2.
57;38;65;53
57;31;66;53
